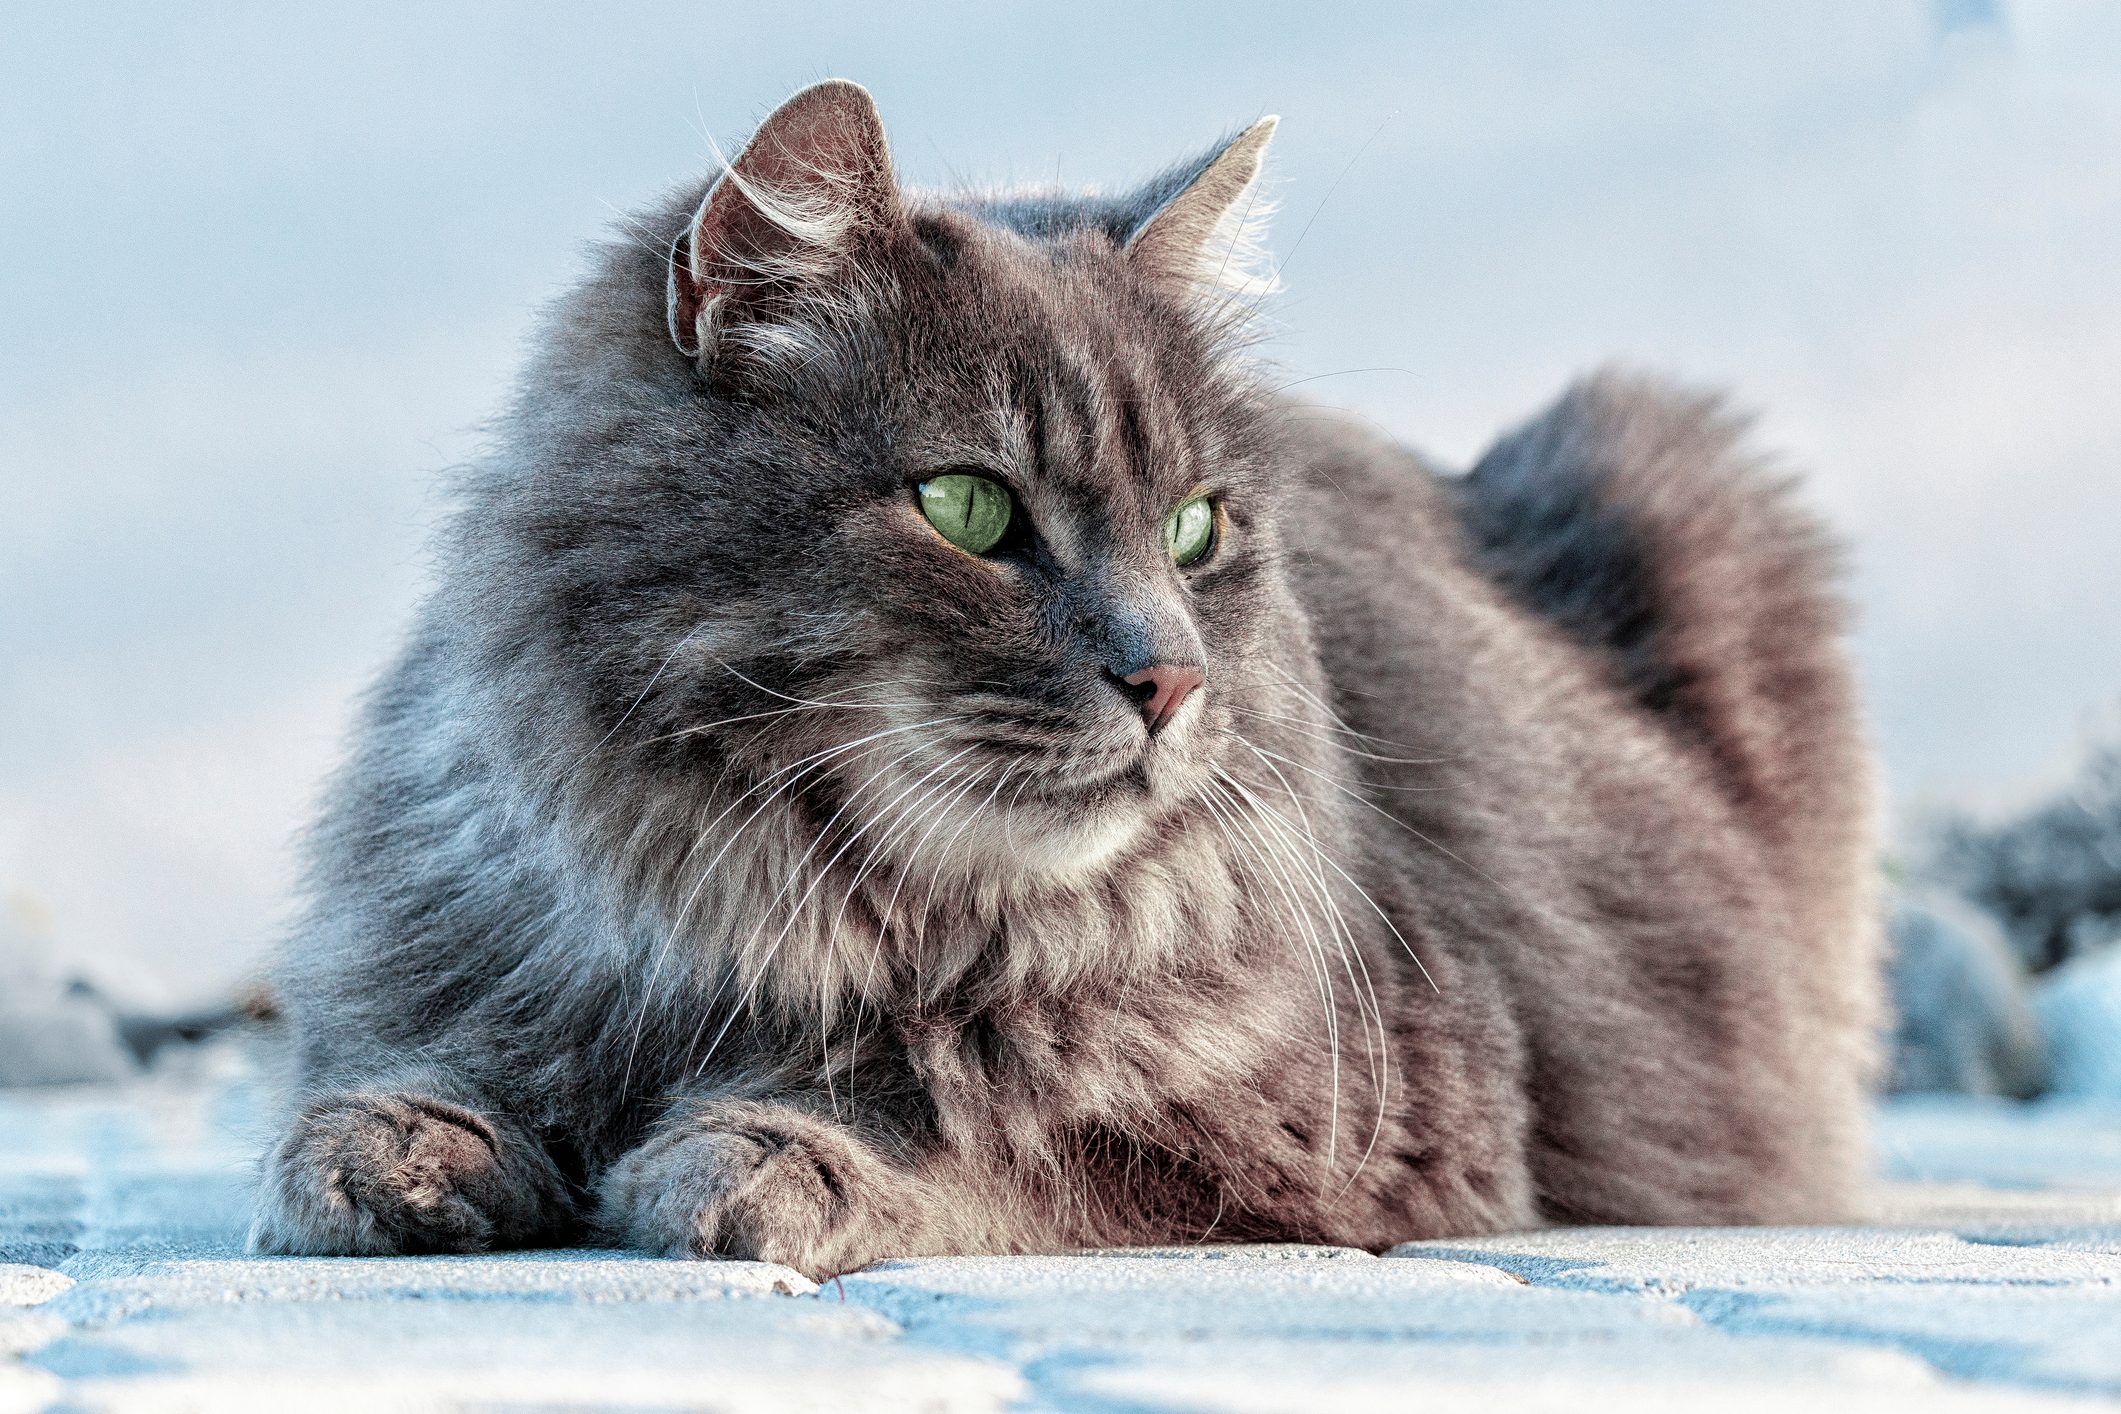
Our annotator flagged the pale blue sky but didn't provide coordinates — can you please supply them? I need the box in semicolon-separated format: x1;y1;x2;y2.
4;2;2118;1001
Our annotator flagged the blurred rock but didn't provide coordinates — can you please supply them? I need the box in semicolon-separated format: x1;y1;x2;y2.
2036;942;2121;1101
2;893;269;1088
0;899;134;1088
1885;892;2049;1099
0;993;134;1088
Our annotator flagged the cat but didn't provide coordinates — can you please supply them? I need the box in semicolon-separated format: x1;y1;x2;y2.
250;79;1881;1277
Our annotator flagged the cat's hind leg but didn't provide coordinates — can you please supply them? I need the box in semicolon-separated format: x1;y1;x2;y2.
250;1087;574;1255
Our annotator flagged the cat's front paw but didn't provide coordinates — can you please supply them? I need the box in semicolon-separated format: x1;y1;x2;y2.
250;1092;569;1255
597;1103;886;1278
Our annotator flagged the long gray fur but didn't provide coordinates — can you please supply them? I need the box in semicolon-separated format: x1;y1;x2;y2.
251;81;1880;1277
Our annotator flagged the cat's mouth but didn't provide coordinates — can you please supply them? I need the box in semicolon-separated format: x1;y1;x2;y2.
941;706;1165;807
988;705;1218;818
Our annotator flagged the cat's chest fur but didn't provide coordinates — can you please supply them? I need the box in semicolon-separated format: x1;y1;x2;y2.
687;803;1359;1151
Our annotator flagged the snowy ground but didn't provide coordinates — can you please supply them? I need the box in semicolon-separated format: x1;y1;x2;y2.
4;1050;2119;1413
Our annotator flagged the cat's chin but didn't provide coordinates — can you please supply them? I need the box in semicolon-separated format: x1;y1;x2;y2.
898;764;1148;886
959;763;1205;886
978;799;1148;884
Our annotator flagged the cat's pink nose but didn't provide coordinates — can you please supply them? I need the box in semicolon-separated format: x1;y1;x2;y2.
1123;664;1204;735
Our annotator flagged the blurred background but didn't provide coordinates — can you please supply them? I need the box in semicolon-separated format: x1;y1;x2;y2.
2;3;2118;1092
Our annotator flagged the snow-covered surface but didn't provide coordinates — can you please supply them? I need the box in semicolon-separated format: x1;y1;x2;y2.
4;1052;2119;1412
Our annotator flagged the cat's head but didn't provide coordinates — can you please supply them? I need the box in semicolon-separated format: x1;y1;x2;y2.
497;80;1304;894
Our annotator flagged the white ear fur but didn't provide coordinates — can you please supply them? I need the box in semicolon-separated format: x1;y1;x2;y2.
668;79;899;360
1125;116;1280;301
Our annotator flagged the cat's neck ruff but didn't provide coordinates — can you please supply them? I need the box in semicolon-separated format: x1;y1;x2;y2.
629;778;1256;1024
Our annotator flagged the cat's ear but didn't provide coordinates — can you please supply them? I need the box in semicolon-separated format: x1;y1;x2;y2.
668;79;901;360
1124;117;1280;299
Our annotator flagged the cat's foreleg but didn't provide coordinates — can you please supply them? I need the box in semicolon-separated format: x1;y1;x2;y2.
250;1074;574;1255
595;1096;942;1278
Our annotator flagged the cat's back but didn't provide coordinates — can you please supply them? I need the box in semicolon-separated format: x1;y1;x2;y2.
1277;373;1871;882
1275;376;1881;1223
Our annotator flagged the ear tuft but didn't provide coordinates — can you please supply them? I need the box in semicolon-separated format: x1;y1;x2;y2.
1124;116;1280;301
669;79;901;361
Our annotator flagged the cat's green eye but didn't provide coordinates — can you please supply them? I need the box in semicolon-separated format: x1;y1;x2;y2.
917;473;1014;556
1164;495;1217;567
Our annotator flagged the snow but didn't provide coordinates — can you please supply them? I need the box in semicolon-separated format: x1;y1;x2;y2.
1886;891;2050;1098
3;1050;2119;1410
2040;946;2121;1102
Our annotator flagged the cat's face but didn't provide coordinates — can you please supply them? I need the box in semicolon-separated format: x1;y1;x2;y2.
754;213;1285;881
519;83;1289;893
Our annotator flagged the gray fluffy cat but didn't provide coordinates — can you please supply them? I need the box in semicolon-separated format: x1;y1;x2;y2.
252;80;1881;1276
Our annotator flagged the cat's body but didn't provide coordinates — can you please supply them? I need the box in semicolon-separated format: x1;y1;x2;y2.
253;83;1879;1275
